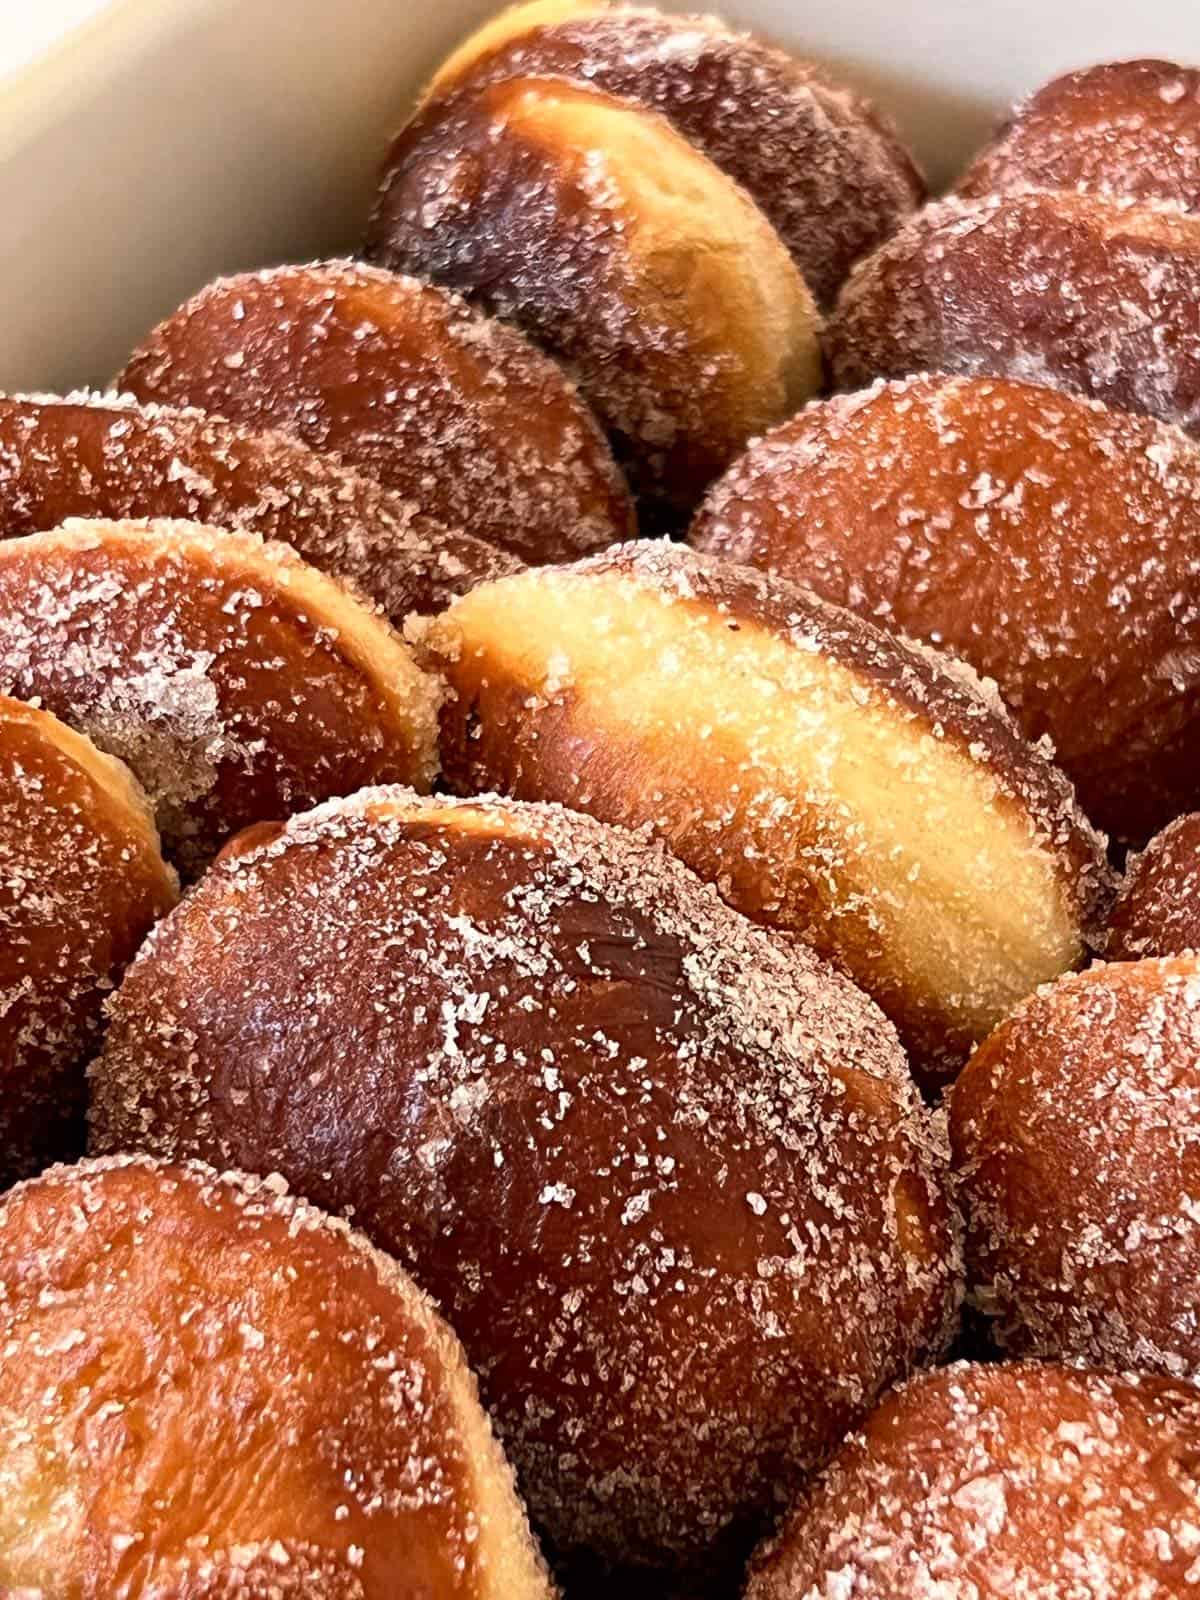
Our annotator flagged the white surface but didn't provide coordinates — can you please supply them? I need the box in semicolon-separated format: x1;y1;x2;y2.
1;0;1199;391
0;1;113;80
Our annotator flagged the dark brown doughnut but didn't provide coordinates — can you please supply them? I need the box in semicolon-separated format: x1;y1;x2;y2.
1105;812;1200;958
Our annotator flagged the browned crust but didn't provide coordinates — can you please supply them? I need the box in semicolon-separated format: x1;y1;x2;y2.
0;391;520;621
0;1155;552;1597
118;261;634;566
365;75;820;527
958;59;1200;209
0;699;176;1188
745;1360;1200;1598
0;518;441;873
827;191;1200;439
951;956;1200;1377
424;4;924;308
691;372;1200;844
1104;812;1200;959
90;787;958;1581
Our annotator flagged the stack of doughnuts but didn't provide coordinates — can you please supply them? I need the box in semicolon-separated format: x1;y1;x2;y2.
6;8;1200;1599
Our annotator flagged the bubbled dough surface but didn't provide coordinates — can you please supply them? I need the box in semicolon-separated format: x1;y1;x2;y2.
0;1156;552;1599
90;788;959;1578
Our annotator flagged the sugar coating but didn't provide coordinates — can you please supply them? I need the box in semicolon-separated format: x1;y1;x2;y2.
0;517;441;872
951;956;1200;1378
0;701;175;1187
0;1155;551;1597
90;787;960;1580
0;390;521;621
431;4;924;308
745;1361;1200;1599
827;191;1200;440
958;59;1200;210
691;371;1200;843
118;260;633;565
1105;812;1200;959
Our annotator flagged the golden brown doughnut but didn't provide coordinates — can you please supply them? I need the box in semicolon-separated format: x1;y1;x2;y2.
419;540;1113;1083
89;788;960;1583
958;59;1200;208
745;1361;1200;1599
827;191;1200;438
118;261;633;566
365;75;821;526
0;1155;552;1597
0;699;175;1189
0;392;520;621
950;956;1200;1376
422;0;924;309
0;518;439;872
690;373;1200;845
1105;812;1200;959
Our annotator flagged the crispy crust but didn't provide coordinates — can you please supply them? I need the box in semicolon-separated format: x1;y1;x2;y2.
951;956;1200;1376
958;59;1200;209
118;261;632;567
365;75;821;526
745;1360;1200;1598
1105;812;1200;959
0;698;176;1188
0;391;520;621
90;787;959;1581
691;372;1200;844
421;1;924;308
827;192;1200;440
422;540;1112;1082
0;1155;553;1598
0;517;441;873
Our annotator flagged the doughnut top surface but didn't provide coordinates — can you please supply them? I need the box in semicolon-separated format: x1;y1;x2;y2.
0;1155;552;1598
119;260;634;565
424;0;924;308
91;787;958;1574
959;59;1200;209
746;1360;1200;1599
0;391;521;620
0;517;440;871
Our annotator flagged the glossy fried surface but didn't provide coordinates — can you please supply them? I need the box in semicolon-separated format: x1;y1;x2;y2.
0;518;440;872
119;262;633;565
692;373;1200;844
423;541;1111;1082
0;1156;552;1598
0;700;175;1189
1105;812;1200;958
90;789;959;1583
746;1361;1200;1599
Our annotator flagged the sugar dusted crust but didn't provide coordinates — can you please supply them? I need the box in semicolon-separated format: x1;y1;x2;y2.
423;540;1112;1082
366;75;821;526
1105;812;1200;959
958;58;1200;209
0;390;521;621
0;1155;553;1598
827;191;1200;439
422;1;924;308
745;1360;1200;1599
90;787;959;1581
0;517;441;872
951;956;1200;1377
0;699;176;1188
691;372;1200;844
118;260;634;566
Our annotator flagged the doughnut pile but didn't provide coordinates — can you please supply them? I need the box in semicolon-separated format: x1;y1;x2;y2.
691;373;1200;845
7;11;1200;1600
0;698;175;1189
119;262;634;566
745;1362;1200;1597
421;540;1112;1083
0;1156;552;1597
89;788;959;1584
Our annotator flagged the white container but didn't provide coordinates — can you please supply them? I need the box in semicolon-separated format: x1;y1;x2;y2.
2;0;1199;392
